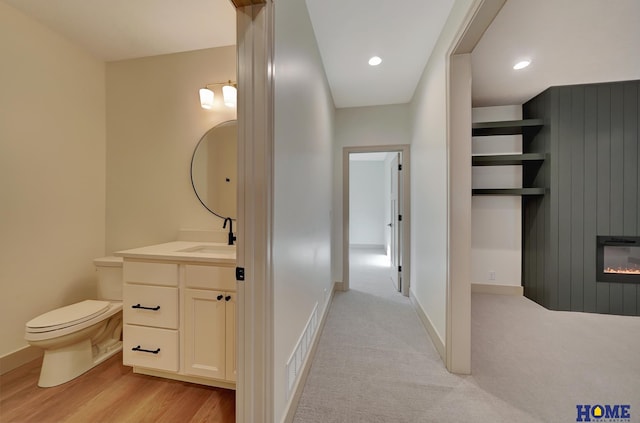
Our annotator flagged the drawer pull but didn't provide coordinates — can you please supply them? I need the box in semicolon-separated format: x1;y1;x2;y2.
132;303;161;311
217;294;224;301
132;345;161;354
225;295;232;302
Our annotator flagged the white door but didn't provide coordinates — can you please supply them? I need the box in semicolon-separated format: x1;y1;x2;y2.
389;153;401;292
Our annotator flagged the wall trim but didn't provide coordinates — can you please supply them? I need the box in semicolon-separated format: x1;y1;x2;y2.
410;293;446;362
443;0;505;376
471;283;523;296
0;345;43;375
281;282;337;423
349;244;385;250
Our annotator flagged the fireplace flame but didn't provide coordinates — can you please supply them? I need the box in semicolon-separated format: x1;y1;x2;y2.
604;267;640;275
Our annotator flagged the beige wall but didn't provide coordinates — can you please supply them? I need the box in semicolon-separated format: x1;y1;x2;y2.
332;105;411;282
409;0;477;352
105;46;236;253
0;5;237;360
0;2;106;358
273;0;335;419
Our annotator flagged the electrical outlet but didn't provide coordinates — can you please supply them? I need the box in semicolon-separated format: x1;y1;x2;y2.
489;271;496;281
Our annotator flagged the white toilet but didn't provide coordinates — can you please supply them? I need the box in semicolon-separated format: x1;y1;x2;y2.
25;256;124;387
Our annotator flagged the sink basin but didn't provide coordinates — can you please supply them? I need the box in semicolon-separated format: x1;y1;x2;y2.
178;244;235;254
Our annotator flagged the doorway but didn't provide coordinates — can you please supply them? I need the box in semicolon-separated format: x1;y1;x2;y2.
342;145;411;297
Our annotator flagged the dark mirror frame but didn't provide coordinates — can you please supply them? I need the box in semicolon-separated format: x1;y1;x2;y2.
190;120;237;220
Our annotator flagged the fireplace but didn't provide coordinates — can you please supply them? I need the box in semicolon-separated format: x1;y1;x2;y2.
596;236;640;283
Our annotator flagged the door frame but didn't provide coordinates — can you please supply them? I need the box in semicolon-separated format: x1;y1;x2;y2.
389;152;401;292
443;0;506;374
234;2;274;422
342;145;411;296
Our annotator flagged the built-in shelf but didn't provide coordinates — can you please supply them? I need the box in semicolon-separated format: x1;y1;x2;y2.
471;118;547;196
472;188;545;196
472;153;545;166
472;119;544;137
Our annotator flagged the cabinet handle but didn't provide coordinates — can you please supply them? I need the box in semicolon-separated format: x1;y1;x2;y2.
132;304;161;311
132;345;161;354
225;295;232;302
217;295;224;301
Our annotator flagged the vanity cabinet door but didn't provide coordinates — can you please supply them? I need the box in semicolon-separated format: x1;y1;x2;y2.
184;289;227;380
225;292;237;382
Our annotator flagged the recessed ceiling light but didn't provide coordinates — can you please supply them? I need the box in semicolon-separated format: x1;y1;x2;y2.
513;60;531;70
368;56;382;66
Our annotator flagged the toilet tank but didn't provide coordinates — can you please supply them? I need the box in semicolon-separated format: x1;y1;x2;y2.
93;256;123;301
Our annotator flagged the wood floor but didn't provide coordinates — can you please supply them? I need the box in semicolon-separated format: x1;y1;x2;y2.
0;352;235;423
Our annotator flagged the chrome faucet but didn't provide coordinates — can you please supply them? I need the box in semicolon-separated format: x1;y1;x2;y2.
223;217;236;246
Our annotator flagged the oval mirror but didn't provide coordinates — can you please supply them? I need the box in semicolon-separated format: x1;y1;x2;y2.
190;120;237;219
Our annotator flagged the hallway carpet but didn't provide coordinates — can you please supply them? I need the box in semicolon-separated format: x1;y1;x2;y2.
292;248;640;423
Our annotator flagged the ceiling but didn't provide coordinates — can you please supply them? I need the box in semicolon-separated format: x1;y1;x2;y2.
2;0;454;108
2;0;237;61
305;0;455;108
472;0;640;107
4;0;639;108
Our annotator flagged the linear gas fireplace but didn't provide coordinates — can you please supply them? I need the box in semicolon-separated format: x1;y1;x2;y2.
597;236;640;283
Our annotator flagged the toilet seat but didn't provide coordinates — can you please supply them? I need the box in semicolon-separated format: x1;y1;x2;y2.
25;301;122;343
26;300;110;334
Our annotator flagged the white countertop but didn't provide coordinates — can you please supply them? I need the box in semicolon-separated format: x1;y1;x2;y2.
114;241;236;265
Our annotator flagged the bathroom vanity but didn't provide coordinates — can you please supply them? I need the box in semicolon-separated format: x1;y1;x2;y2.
115;241;236;390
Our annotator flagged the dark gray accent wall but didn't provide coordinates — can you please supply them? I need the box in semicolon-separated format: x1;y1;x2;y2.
522;80;640;316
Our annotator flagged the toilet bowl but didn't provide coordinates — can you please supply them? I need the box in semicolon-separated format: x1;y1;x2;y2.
25;257;124;387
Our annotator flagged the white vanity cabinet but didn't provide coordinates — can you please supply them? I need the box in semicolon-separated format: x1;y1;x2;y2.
184;264;236;382
122;261;179;372
121;257;236;389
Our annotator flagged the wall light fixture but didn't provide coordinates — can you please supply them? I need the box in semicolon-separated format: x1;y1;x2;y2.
199;80;237;109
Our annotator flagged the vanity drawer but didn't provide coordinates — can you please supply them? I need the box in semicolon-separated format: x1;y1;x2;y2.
123;261;178;286
185;265;236;291
123;324;178;372
124;284;179;329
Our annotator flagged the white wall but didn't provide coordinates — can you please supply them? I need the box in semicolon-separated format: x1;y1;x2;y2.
349;160;386;247
0;2;106;358
332;105;411;281
409;0;477;347
472;105;522;287
105;47;236;253
274;0;335;420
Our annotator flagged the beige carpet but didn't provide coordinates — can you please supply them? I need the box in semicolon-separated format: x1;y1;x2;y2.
292;248;640;422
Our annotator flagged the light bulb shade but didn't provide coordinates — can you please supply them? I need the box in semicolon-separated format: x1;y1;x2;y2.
199;88;214;109
222;84;237;108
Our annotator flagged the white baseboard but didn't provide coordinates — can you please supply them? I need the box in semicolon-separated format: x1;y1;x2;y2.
0;345;43;375
282;281;337;423
409;293;446;363
471;283;523;296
